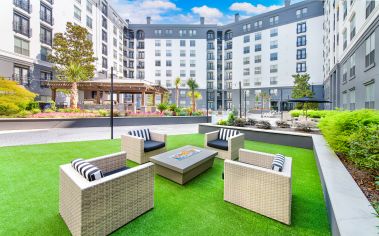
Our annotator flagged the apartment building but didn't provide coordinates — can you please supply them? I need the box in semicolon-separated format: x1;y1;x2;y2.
0;0;127;101
323;0;378;110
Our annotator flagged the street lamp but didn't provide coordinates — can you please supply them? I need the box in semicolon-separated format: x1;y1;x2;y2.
110;67;114;140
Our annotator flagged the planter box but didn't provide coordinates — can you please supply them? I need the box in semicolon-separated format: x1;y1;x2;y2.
0;116;210;131
198;123;379;235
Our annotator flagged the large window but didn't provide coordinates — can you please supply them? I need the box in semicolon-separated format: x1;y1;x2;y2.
40;26;52;45
366;0;375;18
270;28;278;37
40;71;52;88
270;52;278;61
244;35;250;43
269;16;279;25
296;62;306;72
40;4;52;25
13;66;29;86
74;6;81;20
243;46;250;54
102;30;107;42
13;12;30;37
40;47;51;61
297;35;306;46
86;16;92;29
255;32;261;41
270;64;278;73
102;16;107;29
255;44;262;52
365;32;375;68
102;57;107;68
270;40;278;49
350;14;356;40
14;37;29;56
297;22;306;33
365;83;375;108
297;48;306;59
296;8;307;18
243;68;250;76
254;20;262;29
350;53;356;78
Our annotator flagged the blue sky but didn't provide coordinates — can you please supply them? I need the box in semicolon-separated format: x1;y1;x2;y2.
109;0;304;24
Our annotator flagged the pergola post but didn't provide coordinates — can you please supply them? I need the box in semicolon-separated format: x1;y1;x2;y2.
95;90;100;104
116;92;120;103
141;92;145;107
152;93;156;106
51;88;56;102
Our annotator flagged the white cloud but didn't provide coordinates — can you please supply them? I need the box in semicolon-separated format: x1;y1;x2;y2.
191;5;223;24
229;2;282;15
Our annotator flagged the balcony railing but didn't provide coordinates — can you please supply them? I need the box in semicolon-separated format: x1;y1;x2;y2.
14;0;31;13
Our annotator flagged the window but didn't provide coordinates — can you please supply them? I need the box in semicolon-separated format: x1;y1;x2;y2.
296;8;307;18
226;52;232;60
13;12;30;37
270;64;278;73
102;16;107;29
207;72;214;80
366;0;375;18
269;16;279;25
254;77;261;86
297;22;306;33
166;60;172;67
342;62;348;83
350;14;356;39
102;57;107;68
155;60;161;67
166;80;172;87
190;50;196;57
180;60;186;67
270;53;278;61
86;16;92;29
270;40;278;49
244;35;250;43
243;79;250;86
190;70;196;77
113;38;117;47
365;32;375;68
14;0;31;12
180;70;186;77
74;6;81;20
180;40;186;47
155;40;161;47
166;40;172;47
297;35;306;46
349;53;356;78
190;40;196;47
207;42;214;50
296;62;306;72
155;70;161;77
349;90;356;110
102;30;107;42
87;0;92;13
343;29;347;50
270;76;278;85
207;52;214;60
155;50;161;57
365;83;375;108
270;28;278;37
180;50;186;57
254;20;262;29
102;44;107;55
297;48;306;59
207;31;215;40
243;57;250;65
40;4;53;25
243;46;250;54
40;47;51;61
179;30;186;37
254;55;261;63
190;60;196;67
166;70;172;77
243;68;250;76
207;62;214;70
270;89;278;96
254;67;261;75
188;30;197;36
40;71;52;88
255;44;261;52
40;26;52;45
243;23;251;32
101;1;108;16
255;32;261;41
154;30;162;36
166;50;172;57
342;92;348;109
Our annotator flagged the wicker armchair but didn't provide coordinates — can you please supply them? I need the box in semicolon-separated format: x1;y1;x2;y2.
59;152;155;236
224;149;292;225
121;131;167;164
204;130;244;160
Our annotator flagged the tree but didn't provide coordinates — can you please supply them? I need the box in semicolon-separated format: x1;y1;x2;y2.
49;22;96;109
174;77;181;106
157;103;168;114
187;78;199;112
291;73;317;110
187;91;202;110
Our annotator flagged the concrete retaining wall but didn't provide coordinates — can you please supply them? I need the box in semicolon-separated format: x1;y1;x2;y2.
0;116;210;130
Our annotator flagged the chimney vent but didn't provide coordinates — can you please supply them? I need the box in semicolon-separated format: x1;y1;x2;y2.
147;16;151;24
235;13;240;22
285;0;291;7
200;17;205;25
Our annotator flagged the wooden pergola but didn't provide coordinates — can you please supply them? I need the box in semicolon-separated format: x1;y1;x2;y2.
43;80;168;107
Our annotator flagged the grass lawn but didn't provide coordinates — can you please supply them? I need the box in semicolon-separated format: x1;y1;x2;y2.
0;134;330;235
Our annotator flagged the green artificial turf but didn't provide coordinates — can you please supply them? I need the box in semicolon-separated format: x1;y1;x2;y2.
0;134;330;235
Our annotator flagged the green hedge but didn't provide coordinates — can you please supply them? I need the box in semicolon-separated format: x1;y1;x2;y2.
318;109;379;170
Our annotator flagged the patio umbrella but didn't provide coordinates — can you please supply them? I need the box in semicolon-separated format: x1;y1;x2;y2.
288;96;332;120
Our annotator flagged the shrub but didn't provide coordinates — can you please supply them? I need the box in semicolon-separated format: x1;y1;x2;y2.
246;118;257;126
192;111;203;116
0;102;20;116
233;118;246;127
217;119;228;126
294;120;316;132
226;112;236;126
112;110;121;117
256;120;271;129
157;103;168;114
15;110;32;118
44;108;55;113
98;109;108;117
276;120;291;128
31;108;41;114
290;110;301;118
27;101;39;110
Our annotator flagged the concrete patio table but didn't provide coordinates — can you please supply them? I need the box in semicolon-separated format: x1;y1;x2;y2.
149;145;218;184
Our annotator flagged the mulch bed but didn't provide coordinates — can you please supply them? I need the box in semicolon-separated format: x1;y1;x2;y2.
338;155;379;209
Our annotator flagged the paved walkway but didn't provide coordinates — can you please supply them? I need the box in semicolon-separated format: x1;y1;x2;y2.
0;124;198;147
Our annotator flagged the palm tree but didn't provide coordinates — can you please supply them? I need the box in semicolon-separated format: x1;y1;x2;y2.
174;77;181;106
187;91;202;111
187;78;199;112
64;62;86;109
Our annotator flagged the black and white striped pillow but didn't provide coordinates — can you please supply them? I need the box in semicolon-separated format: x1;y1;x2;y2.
271;154;285;172
71;159;104;182
128;128;151;141
218;128;239;140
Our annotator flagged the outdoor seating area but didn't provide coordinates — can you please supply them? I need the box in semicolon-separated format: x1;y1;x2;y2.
0;132;330;235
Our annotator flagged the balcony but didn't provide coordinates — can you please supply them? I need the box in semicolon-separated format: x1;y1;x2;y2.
13;0;31;13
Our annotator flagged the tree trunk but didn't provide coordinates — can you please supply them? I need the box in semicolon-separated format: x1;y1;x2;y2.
70;82;78;109
192;92;195;112
176;87;179;106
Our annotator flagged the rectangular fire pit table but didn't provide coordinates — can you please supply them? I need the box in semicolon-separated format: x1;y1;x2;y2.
149;145;218;185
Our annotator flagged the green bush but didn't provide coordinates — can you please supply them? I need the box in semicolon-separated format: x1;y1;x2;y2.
290;110;301;117
256;120;271;129
217;119;228;126
31;108;41;114
191;111;203;116
15;110;32;118
318;109;379;170
233;118;246;127
157;103;168;114
0;102;20;116
27;101;40;110
226;112;236;126
98;109;108;117
276;120;290;128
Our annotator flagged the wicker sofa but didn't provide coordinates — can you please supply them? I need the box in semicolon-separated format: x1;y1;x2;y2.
121;130;167;164
204;129;244;160
224;149;292;225
59;152;155;236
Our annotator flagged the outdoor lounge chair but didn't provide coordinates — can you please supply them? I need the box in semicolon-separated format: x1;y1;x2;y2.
121;128;167;164
224;149;292;225
59;152;155;236
204;128;244;160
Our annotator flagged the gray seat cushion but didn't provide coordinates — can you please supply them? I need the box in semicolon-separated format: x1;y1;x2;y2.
144;140;165;152
207;139;228;151
103;167;129;177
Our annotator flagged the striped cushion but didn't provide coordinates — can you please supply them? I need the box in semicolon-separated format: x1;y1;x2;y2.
218;128;239;140
272;154;285;172
71;159;104;182
128;128;151;141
